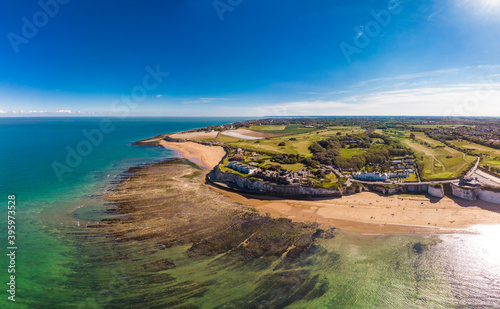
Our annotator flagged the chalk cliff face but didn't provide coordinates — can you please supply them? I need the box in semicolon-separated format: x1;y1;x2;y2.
211;168;341;198
428;185;445;198
451;185;477;201
211;168;500;203
476;188;500;204
451;184;500;204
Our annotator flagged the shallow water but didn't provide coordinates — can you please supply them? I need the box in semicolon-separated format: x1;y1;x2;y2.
1;118;499;308
0;117;242;308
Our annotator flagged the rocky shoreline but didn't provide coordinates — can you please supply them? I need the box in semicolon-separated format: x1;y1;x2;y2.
91;158;336;307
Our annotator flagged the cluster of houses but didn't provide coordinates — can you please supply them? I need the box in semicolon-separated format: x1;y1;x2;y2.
391;158;415;171
317;164;340;176
225;160;312;185
226;161;258;175
225;147;417;185
254;169;311;185
352;171;411;182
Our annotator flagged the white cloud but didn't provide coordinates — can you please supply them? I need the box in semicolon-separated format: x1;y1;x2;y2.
0;110;7;114
252;100;353;117
56;109;72;113
248;83;500;116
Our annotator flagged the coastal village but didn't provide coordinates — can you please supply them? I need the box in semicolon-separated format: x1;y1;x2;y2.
162;117;500;203
224;147;414;186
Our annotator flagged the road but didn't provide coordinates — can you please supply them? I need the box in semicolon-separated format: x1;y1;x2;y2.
472;169;500;187
465;156;480;178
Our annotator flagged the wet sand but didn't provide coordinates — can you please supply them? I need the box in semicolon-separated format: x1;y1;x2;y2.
161;141;500;234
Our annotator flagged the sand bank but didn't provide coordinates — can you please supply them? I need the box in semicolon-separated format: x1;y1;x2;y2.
159;140;500;234
169;131;219;140
159;140;226;170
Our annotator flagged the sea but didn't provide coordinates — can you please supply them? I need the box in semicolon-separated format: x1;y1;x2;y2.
0;117;499;308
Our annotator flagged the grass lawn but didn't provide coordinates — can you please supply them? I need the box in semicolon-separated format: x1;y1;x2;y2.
448;140;500;171
405;173;419;182
217;134;244;143
226;126;367;157
484;159;500;167
273;163;305;171
228;138;312;156
321;173;339;188
449;140;500;157
249;125;287;131
340;147;366;158
248;124;314;135
402;135;474;180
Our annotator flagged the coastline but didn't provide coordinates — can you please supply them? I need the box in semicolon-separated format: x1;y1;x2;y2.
156;137;500;234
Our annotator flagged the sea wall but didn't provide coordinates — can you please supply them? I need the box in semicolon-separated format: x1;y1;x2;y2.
209;168;341;198
450;184;500;204
368;185;406;195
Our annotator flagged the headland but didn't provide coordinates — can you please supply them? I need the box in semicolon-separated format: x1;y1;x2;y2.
135;118;500;234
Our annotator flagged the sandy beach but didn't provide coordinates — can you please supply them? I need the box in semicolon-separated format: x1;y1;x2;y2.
169;131;219;140
160;140;500;234
159;140;226;170
214;189;500;234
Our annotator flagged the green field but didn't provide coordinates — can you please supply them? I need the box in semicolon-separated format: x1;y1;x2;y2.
448;140;500;157
216;134;244;144
248;124;314;135
380;130;473;180
401;135;474;180
228;137;313;156
448;140;500;171
411;124;469;129
340;147;366;158
226;126;366;157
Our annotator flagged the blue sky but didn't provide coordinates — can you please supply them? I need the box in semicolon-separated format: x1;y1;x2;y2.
1;0;500;117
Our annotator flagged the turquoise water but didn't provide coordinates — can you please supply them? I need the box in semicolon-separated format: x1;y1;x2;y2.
0;117;499;308
0;117;245;308
0;117;244;206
